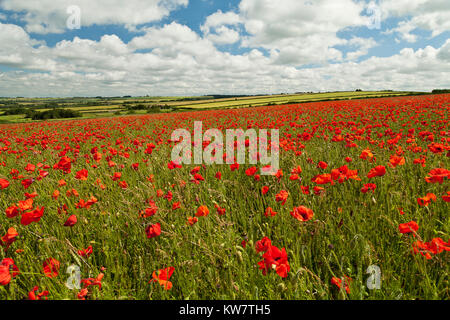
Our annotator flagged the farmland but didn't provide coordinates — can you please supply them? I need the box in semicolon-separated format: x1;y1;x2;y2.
0;91;426;124
0;94;449;300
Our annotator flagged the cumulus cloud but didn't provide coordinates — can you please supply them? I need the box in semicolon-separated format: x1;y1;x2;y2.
0;0;188;34
237;0;372;65
381;0;450;42
201;10;241;45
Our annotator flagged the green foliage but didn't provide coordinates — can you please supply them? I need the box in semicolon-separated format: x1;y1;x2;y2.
29;108;82;120
1;107;28;116
432;89;450;94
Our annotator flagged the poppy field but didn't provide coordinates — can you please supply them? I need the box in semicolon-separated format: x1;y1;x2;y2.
0;94;449;300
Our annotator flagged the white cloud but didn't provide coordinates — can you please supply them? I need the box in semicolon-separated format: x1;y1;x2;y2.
436;39;450;61
237;0;370;65
0;0;188;34
381;0;450;42
202;10;241;30
0;20;449;97
201;10;241;45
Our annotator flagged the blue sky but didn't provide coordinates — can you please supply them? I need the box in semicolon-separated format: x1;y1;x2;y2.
0;0;449;97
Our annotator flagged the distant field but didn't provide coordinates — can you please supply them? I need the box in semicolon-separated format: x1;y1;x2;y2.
0;91;430;123
171;91;413;109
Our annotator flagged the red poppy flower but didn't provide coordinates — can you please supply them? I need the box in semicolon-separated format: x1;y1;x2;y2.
149;267;174;290
187;216;198;226
274;169;283;180
43;258;60;278
141;202;158;218
398;221;419;234
257;245;290;278
172;202;181;210
412;238;450;259
193;173;204;182
264;207;278;217
413;157;426;167
25;191;38;199
18;198;34;211
255;237;272;253
77;288;89;300
28;286;49;300
0;258;19;286
313;186;325;195
145;223;161;239
167;161;182;170
331;275;352;294
1;227;18;250
118;181;128;189
245;167;257;176
361;183;377;193
360;149;374;161
290;206;314;222
6;205;19;218
389;155;405;168
417;193;437;206
317;161;328;169
75;169;88;180
275;190;289;205
428;143;446;154
144;143;156;154
78;245;93;258
58;179;67;187
425;168;449;184
195;205;210;217
164;190;173;201
52;190;60;200
53;156;72;174
215;204;226;216
21;206;44;226
442;191;450;202
64;215;78;227
112;172;122;181
81;273;104;290
21;178;33;189
0;178;10;190
24;163;36;172
300;185;310;195
230;163;239;171
312;174;333;185
291;165;302;175
92;151;102;163
367;165;386;178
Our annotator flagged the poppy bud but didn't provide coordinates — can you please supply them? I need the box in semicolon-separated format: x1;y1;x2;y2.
277;283;287;292
236;251;243;263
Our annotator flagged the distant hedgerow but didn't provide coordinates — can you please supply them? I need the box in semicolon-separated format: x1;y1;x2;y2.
29;108;82;120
